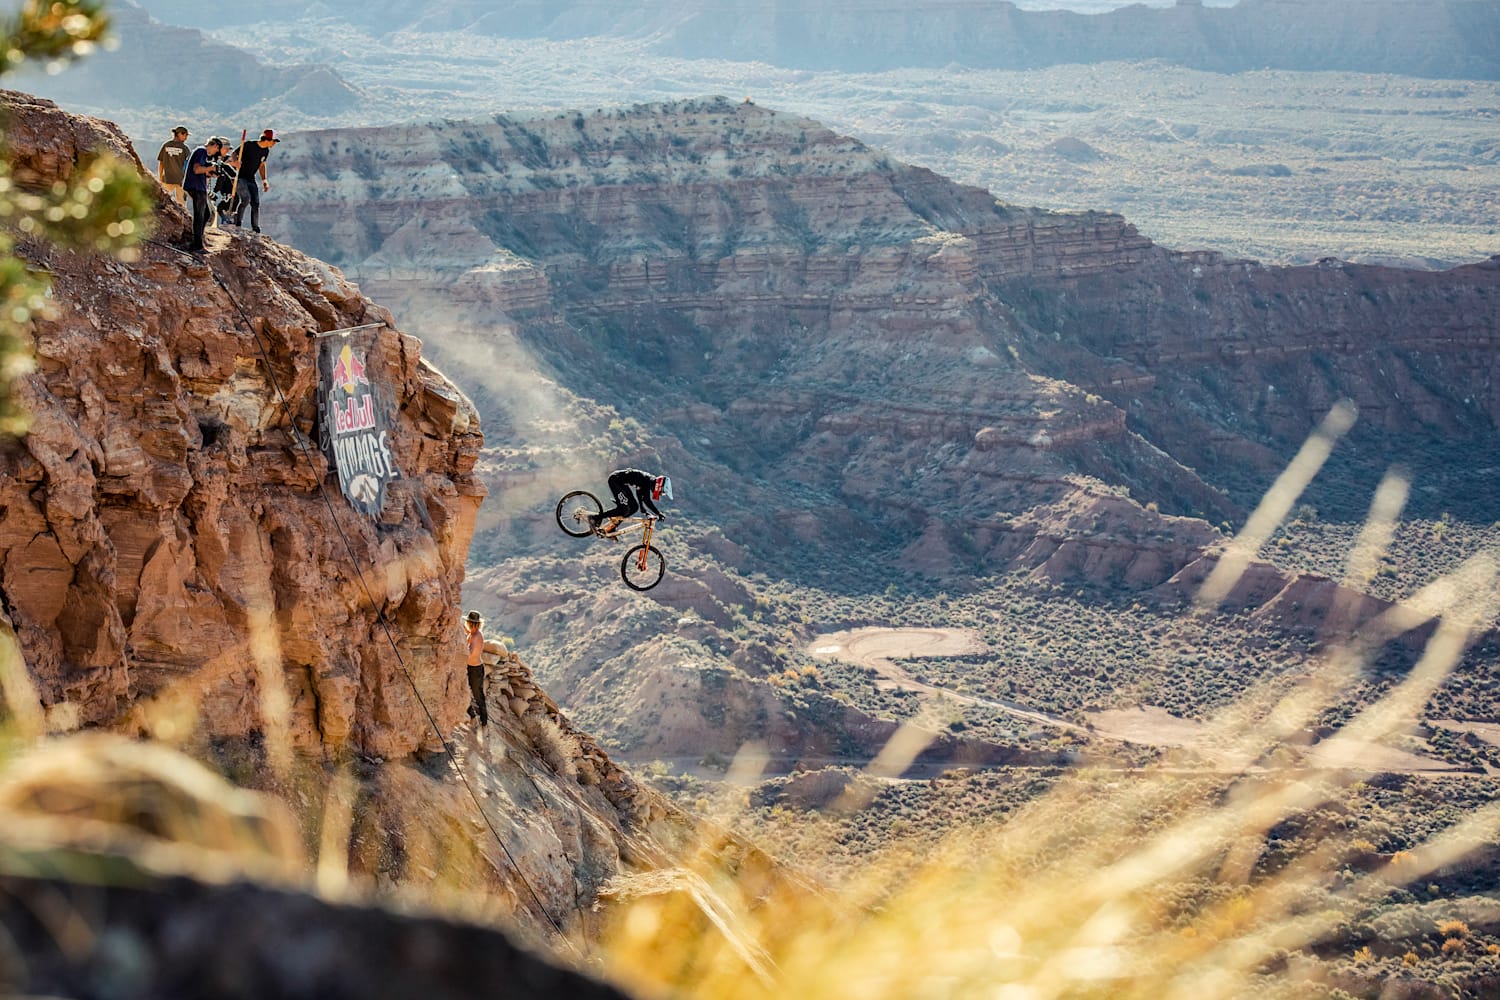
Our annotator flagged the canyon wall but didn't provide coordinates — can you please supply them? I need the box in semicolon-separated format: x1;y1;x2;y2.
255;96;1500;756
267;98;1500;550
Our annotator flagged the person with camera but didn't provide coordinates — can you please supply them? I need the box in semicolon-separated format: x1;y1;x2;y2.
209;145;240;229
182;135;224;254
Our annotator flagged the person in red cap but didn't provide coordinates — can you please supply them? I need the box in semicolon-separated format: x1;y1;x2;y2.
232;128;279;232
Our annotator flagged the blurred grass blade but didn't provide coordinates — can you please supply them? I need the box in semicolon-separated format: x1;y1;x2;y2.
1196;401;1357;612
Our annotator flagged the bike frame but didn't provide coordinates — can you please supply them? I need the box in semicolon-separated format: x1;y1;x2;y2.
557;491;666;588
604;515;655;544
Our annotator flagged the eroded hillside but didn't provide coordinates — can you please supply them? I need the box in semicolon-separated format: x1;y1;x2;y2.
258;97;1500;766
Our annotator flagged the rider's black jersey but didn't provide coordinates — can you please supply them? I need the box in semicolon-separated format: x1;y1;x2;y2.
604;468;663;519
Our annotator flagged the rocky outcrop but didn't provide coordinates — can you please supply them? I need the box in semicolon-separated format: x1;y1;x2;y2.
483;640;659;823
1;90;484;759
1;91;755;955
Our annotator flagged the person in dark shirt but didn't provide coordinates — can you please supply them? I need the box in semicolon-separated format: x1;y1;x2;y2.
209;146;239;228
182;136;223;253
588;468;673;534
233;128;279;232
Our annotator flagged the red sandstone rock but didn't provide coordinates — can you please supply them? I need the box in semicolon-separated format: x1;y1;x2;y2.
1;91;486;759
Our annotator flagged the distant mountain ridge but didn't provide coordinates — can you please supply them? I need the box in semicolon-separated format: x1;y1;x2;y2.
653;0;1500;78
128;0;1500;80
5;1;361;119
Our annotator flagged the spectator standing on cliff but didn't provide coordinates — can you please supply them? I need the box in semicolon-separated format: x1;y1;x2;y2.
463;610;488;728
209;146;240;229
232;128;278;233
182;136;222;254
155;126;190;206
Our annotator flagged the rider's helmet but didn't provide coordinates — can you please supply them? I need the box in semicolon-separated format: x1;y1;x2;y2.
652;475;673;502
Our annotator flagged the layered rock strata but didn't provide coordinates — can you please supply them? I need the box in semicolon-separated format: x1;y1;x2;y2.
259;97;1500;755
268;97;1500;583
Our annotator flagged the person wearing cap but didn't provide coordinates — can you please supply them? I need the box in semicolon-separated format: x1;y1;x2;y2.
156;126;191;206
232;128;279;233
588;468;673;535
462;610;488;727
182;135;224;253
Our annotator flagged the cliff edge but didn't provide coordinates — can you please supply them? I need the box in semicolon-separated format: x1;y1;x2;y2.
1;89;485;759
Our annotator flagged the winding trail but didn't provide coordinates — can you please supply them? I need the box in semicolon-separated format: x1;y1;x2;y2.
807;626;1466;774
808;627;1090;736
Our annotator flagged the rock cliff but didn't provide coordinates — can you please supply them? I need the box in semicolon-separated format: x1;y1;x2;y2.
1;89;759;950
1;89;484;759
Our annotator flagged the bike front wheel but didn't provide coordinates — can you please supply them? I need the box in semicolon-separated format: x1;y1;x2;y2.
621;544;666;591
556;490;602;538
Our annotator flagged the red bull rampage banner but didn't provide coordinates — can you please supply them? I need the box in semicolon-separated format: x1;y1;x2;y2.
318;336;401;516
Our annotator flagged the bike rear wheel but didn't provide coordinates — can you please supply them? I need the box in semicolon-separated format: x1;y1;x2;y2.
621;544;666;591
556;490;603;537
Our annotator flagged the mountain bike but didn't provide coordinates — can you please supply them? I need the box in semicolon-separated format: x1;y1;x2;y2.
555;490;667;591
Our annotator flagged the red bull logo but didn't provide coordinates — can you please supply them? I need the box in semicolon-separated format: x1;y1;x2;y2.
330;343;370;395
321;334;400;518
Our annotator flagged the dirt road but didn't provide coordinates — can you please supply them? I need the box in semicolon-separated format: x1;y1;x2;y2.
808;627;1090;736
807;626;1466;774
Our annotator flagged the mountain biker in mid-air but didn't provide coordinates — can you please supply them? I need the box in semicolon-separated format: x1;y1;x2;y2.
588;468;673;535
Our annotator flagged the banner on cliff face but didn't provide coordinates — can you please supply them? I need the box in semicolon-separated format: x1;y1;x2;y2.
318;335;401;517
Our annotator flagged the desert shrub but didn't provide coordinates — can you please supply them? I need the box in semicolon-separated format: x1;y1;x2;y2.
521;715;580;781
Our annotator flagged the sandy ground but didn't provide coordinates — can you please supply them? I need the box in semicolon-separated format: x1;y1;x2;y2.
808;627;1090;736
1432;719;1500;749
807;626;1466;774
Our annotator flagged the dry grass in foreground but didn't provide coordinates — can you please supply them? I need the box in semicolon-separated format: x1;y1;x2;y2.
1;404;1498;998
593;409;1500;1000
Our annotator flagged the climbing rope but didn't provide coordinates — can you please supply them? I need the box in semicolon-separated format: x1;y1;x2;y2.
141;236;572;946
